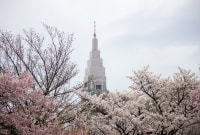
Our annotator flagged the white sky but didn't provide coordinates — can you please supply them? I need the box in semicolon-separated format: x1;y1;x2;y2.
0;0;200;91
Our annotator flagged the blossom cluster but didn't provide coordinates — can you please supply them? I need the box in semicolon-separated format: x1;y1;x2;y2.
0;71;63;135
75;66;200;135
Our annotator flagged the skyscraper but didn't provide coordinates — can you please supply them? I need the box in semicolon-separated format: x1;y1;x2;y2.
84;22;107;95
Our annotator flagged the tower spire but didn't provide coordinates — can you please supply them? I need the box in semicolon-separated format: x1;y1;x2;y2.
93;21;96;38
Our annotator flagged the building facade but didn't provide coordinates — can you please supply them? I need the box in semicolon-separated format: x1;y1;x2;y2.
84;23;107;95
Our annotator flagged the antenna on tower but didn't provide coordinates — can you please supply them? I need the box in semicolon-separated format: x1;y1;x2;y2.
93;21;96;37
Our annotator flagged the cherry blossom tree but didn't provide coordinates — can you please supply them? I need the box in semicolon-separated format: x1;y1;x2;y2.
76;66;200;135
0;24;77;97
76;91;147;135
128;66;199;135
0;24;78;125
0;70;64;135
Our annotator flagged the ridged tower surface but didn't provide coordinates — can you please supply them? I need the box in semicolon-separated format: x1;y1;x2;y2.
84;28;107;95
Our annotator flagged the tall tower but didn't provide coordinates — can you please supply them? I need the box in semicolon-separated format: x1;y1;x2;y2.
84;22;107;95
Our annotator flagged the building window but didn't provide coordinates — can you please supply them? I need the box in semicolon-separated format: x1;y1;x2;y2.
96;85;102;90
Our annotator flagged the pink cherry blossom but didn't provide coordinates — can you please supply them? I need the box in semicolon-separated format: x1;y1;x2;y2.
0;71;64;135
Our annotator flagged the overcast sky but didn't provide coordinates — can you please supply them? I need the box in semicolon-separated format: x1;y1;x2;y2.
0;0;200;91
